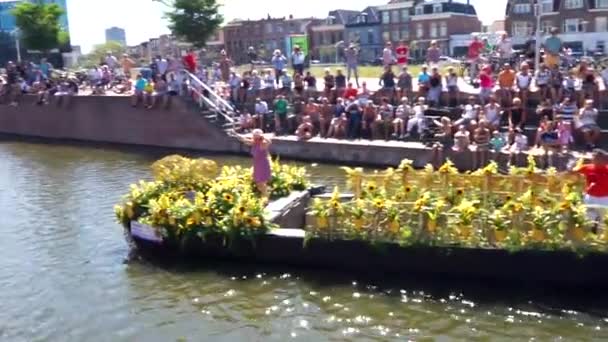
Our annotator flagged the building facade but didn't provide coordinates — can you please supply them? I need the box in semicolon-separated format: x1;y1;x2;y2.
377;0;481;60
344;7;382;63
105;26;126;46
505;0;608;53
223;16;321;64
309;10;359;63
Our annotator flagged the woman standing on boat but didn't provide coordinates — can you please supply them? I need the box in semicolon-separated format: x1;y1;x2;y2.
235;129;272;198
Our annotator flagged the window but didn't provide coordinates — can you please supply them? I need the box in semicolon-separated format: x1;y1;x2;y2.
433;4;442;13
541;0;554;13
382;31;390;42
430;22;438;38
415;6;423;15
512;21;533;37
367;30;374;44
596;17;608;32
563;18;582;33
416;23;424;38
540;20;553;33
513;3;531;13
382;11;390;24
598;0;608;8
597;41;606;53
277;25;283;33
440;22;447;37
564;0;583;9
392;30;399;42
401;9;409;22
391;10;400;24
400;28;409;40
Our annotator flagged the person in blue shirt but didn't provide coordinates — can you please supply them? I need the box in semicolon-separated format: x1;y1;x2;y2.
417;66;431;97
543;27;562;68
132;74;147;107
271;50;287;86
38;58;52;80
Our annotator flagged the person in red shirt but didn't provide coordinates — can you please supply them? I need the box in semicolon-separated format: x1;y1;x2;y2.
575;149;608;221
395;41;409;66
468;35;484;79
343;82;358;99
183;48;197;73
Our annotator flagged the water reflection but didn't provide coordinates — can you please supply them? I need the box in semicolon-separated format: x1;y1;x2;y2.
0;140;607;341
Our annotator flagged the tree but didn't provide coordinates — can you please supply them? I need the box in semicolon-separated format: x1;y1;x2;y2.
79;41;126;67
12;2;65;54
164;0;223;48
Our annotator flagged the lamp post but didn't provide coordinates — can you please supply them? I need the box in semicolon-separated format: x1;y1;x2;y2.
534;4;542;72
12;28;21;63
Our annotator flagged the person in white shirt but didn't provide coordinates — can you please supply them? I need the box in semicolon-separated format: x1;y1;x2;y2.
404;97;427;138
105;52;118;70
483;96;501;131
392;97;411;139
455;96;478;127
575;99;601;150
382;42;394;67
155;56;169;77
253;97;269;130
496;33;513;62
292;45;306;76
601;67;608;90
516;62;532;107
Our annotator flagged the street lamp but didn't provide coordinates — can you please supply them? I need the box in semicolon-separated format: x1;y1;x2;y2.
12;28;21;63
534;4;542;72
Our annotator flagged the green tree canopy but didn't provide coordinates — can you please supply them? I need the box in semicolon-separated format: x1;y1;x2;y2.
79;41;126;67
12;2;65;53
165;0;223;48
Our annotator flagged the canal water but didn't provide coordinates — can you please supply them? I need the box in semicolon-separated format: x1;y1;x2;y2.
1;141;607;341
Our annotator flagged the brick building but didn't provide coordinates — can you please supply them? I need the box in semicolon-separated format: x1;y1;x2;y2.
377;0;481;60
505;0;608;53
309;10;359;63
223;16;321;64
344;7;383;63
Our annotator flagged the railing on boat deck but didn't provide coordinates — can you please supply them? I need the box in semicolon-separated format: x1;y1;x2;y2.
184;71;237;131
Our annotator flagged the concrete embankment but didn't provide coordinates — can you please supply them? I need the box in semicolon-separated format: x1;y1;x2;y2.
0;95;242;153
0;95;583;169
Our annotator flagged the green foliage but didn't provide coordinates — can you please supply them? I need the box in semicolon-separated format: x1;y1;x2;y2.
165;0;223;48
79;41;126;67
12;2;64;53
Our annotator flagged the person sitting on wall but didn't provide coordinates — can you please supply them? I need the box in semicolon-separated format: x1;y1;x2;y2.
131;74;147;107
296;115;314;141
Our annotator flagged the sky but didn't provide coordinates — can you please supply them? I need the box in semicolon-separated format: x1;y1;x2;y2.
66;0;507;53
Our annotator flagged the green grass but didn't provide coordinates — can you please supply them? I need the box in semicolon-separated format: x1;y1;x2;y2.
235;64;459;79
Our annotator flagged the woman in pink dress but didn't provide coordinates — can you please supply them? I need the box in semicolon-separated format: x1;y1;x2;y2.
236;129;272;198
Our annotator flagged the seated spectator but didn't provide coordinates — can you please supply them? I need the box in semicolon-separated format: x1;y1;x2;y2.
404;97;428;139
397;66;413;101
564;71;577;100
296;116;314;140
538;120;560;152
335;69;346;92
471;119;491;168
497;63;515;105
273;95;289;135
490;130;507;153
143;78;154;108
328;112;347;139
508;97;526;130
516;63;532;106
536;98;554;122
150;76;167;109
455;96;478;128
428;67;443;107
508;127;528;154
343;82;358;99
557;96;578;122
483;96;501;131
535;64;550;100
534;115;551;147
453;125;470;153
280;69;292;94
304;71;317;98
392;97;411;139
379;66;396;91
238;111;253;133
445;66;459;107
417;66;430;98
251;70;263;92
323;68;335;98
357;81;371;105
293;72;304;96
304;97;320;134
253;97;269;130
549;66;563;104
575;99;601;150
580;62;598;105
478;65;494;104
319;97;333;138
375;97;394;140
362;101;377;140
346;98;362;139
557;119;573;152
131;74;147;107
263;69;275;89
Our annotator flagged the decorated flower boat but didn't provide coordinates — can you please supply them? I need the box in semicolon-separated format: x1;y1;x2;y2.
116;155;608;288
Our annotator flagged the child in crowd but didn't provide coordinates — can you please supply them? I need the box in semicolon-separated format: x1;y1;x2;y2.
405;97;428;139
453;125;470;153
535;64;550;100
392;97;411;139
490;130;507;153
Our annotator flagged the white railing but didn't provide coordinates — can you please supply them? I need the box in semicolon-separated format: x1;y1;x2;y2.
184;71;237;130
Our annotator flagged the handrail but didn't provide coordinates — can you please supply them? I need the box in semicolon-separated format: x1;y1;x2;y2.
183;70;237;131
185;71;234;113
